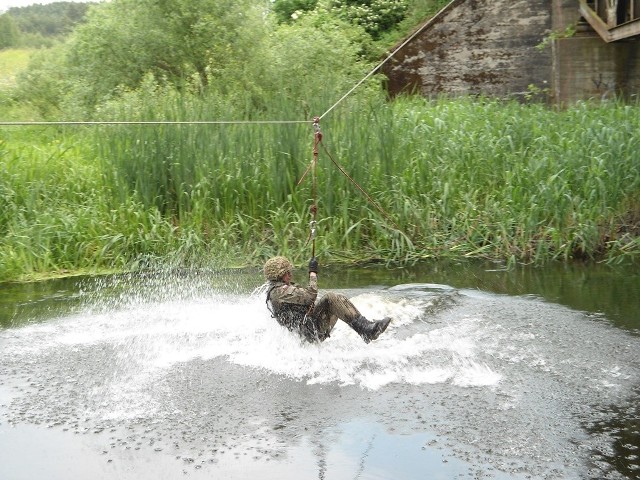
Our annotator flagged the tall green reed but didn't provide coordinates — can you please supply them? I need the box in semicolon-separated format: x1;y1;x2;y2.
95;93;640;267
2;94;639;281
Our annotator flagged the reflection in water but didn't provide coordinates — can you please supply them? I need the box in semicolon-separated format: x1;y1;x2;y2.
0;263;639;479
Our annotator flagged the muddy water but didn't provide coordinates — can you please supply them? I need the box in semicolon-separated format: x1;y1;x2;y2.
0;261;638;479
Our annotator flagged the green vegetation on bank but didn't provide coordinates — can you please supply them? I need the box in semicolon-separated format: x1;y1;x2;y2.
0;47;30;88
2;96;639;281
1;0;639;282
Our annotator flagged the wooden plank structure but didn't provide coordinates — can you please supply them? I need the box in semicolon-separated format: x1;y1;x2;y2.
579;0;640;41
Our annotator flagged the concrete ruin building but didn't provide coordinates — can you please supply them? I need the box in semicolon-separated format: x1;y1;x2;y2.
381;0;640;104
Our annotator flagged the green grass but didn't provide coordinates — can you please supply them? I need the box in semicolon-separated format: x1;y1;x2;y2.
0;48;32;90
1;95;639;281
0;48;42;121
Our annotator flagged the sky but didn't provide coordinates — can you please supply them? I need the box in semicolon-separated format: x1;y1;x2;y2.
1;0;103;12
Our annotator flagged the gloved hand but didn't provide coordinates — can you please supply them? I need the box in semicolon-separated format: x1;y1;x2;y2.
308;257;319;274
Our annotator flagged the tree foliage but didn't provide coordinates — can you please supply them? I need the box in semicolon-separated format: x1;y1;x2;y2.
257;9;373;116
59;0;270;115
272;0;410;38
15;44;67;117
272;0;319;23
1;2;91;48
15;0;376;119
330;0;409;38
0;14;20;49
7;1;90;36
13;0;448;119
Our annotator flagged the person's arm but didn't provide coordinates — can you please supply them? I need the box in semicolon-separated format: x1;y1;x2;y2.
308;257;318;290
274;257;319;307
278;282;317;306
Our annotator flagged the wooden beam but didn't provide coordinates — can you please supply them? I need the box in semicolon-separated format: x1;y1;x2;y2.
580;0;614;41
579;0;640;41
609;18;640;39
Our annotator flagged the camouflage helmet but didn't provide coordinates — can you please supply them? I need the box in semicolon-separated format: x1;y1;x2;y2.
263;256;293;281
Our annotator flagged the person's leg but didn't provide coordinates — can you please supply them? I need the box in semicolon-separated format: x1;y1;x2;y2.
315;292;359;321
311;292;391;343
303;292;343;341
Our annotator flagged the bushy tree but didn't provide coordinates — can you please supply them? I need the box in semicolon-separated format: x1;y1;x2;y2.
15;0;384;119
271;0;319;23
0;14;20;48
62;0;269;114
330;0;409;38
90;6;376;121
258;9;374;116
15;44;67;117
272;0;409;39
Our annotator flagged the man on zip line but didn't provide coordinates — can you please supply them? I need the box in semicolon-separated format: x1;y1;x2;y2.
264;256;391;343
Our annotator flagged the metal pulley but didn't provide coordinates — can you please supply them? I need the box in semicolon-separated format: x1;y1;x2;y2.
309;220;317;241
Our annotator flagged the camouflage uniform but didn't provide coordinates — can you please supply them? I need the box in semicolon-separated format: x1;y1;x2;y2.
264;256;390;344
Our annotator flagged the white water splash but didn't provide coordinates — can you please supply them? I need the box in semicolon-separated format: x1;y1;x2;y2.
2;286;502;420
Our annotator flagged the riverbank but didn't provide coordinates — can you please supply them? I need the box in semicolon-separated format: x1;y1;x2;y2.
2;98;639;282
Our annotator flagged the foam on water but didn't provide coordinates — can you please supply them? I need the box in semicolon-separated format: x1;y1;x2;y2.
16;287;500;396
0;281;507;423
5;280;631;399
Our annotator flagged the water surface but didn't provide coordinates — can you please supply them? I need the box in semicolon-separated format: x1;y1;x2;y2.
1;261;638;479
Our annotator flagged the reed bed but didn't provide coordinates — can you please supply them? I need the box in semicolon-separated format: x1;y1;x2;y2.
1;95;639;281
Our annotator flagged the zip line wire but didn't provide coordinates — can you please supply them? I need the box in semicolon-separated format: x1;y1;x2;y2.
319;12;437;121
0;120;310;126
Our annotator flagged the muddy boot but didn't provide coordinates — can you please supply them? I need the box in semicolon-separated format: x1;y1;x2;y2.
348;315;391;344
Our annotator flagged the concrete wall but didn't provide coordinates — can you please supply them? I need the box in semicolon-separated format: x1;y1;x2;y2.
383;0;553;100
553;36;640;103
552;0;640;103
382;0;640;104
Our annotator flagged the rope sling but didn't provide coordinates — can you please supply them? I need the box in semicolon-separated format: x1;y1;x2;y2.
296;116;400;260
